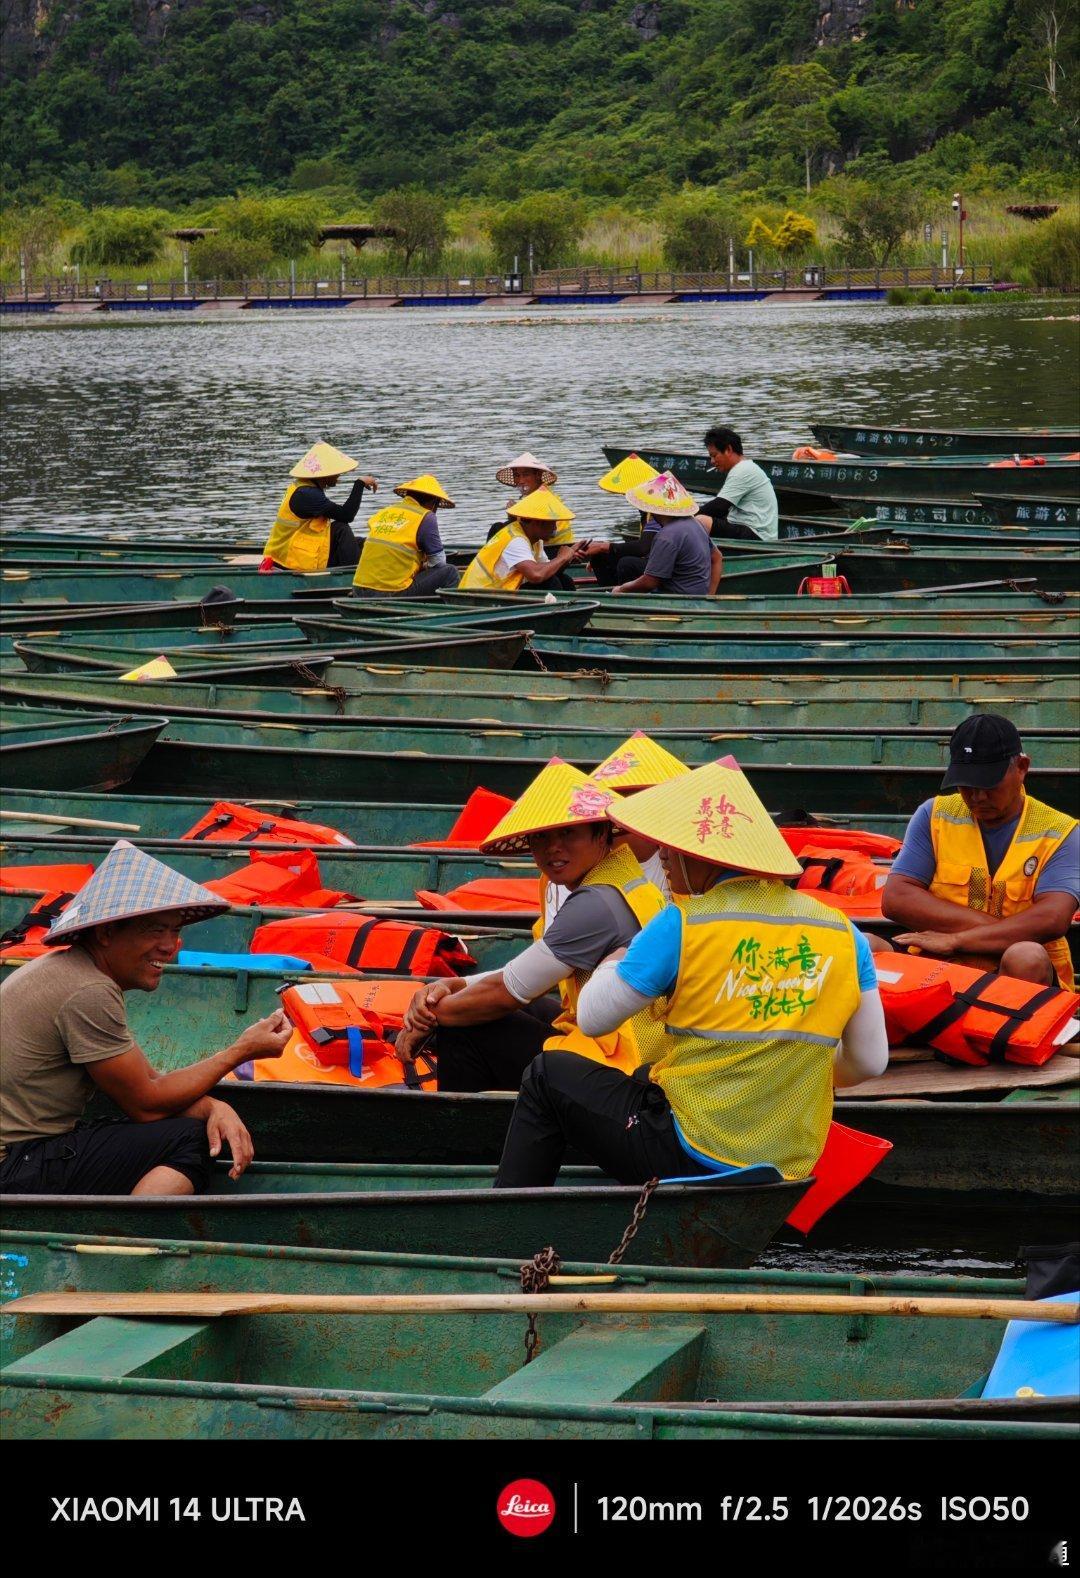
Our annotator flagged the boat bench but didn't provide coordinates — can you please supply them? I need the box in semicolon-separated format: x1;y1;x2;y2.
4;1315;233;1381
482;1322;706;1406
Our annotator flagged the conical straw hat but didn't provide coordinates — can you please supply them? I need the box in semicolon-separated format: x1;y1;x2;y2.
592;732;690;791
507;487;575;524
480;759;620;854
597;454;660;495
625;470;699;517
607;758;802;878
44;840;230;945
394;474;456;508
496;452;558;488
289;443;359;480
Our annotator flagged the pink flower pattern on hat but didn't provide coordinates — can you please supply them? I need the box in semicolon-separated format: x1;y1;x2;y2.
568;787;615;819
593;752;637;780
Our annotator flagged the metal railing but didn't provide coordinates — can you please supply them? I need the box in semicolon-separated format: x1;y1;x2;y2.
1;262;997;305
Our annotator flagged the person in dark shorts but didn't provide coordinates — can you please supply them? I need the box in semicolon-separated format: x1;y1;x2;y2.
0;840;290;1196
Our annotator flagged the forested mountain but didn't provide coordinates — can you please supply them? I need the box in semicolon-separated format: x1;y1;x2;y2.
2;0;1075;204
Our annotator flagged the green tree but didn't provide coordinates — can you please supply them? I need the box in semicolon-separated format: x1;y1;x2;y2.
819;177;928;266
488;193;584;270
372;188;449;273
766;63;838;194
72;207;168;267
188;235;274;279
209;197;322;259
0;200;68;275
1010;205;1080;288
661;193;743;271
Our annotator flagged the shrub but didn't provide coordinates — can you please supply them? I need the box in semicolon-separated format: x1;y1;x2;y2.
1009;208;1080;292
187;235;273;278
488;192;584;270
205;197;322;259
886;286;913;304
73;207;167;267
661;193;743;271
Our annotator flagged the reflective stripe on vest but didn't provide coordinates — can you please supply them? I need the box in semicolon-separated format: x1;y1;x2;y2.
353;503;427;592
459;522;540;591
532;842;666;1070
928;792;1077;989
263;482;332;572
652;879;860;1178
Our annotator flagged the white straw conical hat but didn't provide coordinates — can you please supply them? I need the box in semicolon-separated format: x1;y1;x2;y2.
44;840;229;945
495;452;558;488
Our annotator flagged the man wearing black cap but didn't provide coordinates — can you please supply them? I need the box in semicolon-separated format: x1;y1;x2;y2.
882;714;1078;987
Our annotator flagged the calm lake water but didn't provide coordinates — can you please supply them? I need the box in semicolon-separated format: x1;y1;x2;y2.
2;299;1077;543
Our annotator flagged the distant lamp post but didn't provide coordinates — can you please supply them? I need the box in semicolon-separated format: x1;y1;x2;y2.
951;192;966;278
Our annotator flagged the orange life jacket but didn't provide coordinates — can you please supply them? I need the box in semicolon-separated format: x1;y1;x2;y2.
791;447;839;460
275;977;436;1088
0;863;95;894
409;787;516;850
251;913;475;977
988;456;1046;467
181;802;356;848
795;845;888;897
416;877;540;914
875;953;1079;1067
0;890;78;959
202;850;354;909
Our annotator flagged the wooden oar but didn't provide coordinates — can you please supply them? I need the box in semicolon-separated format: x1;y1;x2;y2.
6;1292;1076;1322
0;809;140;833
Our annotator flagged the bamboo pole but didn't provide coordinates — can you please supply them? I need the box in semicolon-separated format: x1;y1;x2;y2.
0;810;140;832
6;1291;1076;1323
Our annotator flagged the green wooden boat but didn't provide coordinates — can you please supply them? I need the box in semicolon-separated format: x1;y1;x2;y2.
0;598;246;637
6;1234;1068;1441
0;564;356;608
0;832;537;901
0;788;920;844
9;620;301;653
979;496;1080;529
809;422;1080;457
444;584;1079;615
602;445;1080;503
525;633;1079;677
300;599;599;641
12;627;529;677
6;645;333;689
7;702;1074;810
0;711;166;791
3;669;1074;734
0;1160;810;1266
328;595;1078;640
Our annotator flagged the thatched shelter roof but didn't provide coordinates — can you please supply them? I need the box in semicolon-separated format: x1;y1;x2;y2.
318;223;403;250
169;228;219;243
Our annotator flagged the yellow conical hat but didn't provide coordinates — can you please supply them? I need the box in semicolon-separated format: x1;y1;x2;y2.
607;756;802;878
480;758;620;854
597;454;660;495
592;732;690;791
395;474;455;508
507;487;575;524
289;442;359;479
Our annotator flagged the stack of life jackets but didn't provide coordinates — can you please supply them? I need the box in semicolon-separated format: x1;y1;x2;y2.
201;849;355;909
781;827;900;920
416;877;540;914
409;788;515;850
875;953;1079;1068
233;977;436;1090
0;865;95;959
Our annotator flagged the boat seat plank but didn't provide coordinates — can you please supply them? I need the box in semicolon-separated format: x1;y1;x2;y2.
3;1315;214;1380
482;1321;706;1405
838;1053;1079;1100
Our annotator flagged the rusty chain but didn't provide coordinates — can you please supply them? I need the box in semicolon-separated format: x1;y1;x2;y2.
1005;579;1066;606
517;1176;661;1363
608;1176;660;1264
520;1245;562;1365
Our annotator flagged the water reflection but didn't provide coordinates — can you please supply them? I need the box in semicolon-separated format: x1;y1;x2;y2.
2;301;1077;544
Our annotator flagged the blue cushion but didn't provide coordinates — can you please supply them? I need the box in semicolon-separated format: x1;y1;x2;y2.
177;950;313;973
981;1291;1079;1399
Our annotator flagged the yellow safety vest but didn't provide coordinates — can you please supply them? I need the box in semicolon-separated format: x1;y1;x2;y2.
548;518;574;547
264;482;333;572
460;522;541;592
532;842;667;1071
353;502;428;593
929;792;1077;989
653;879;861;1178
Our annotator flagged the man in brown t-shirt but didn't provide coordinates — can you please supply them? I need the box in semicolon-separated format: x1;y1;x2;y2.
0;841;289;1196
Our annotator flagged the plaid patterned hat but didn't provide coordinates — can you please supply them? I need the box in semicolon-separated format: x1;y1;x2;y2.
44;840;229;945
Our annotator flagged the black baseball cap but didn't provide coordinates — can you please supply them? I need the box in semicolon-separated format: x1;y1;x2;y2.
941;713;1024;790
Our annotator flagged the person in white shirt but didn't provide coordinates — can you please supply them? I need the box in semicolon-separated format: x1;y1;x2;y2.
696;425;779;542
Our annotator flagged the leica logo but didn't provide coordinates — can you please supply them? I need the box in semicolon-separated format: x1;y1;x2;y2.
497;1479;557;1536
